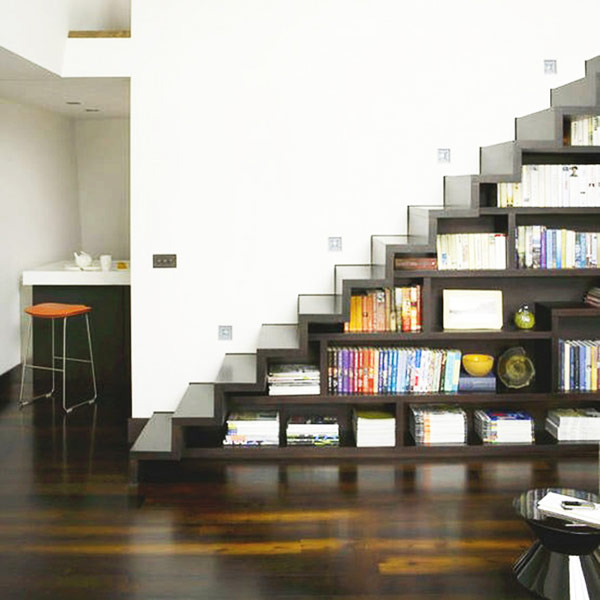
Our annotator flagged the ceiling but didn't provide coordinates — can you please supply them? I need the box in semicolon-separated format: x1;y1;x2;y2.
0;46;129;118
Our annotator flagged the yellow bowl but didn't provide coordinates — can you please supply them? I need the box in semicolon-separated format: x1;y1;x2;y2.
462;354;494;377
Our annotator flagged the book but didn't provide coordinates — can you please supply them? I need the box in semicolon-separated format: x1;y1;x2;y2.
394;257;438;270
458;374;496;392
537;491;600;528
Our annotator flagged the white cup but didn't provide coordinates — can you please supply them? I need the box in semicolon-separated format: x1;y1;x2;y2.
100;254;112;271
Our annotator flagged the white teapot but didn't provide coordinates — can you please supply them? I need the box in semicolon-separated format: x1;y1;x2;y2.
74;251;93;269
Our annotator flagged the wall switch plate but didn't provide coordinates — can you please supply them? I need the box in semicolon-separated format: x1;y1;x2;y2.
328;236;342;252
544;59;557;75
218;325;232;341
437;148;451;163
153;254;177;268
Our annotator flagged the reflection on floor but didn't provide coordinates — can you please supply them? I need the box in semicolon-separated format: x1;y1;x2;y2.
0;369;597;599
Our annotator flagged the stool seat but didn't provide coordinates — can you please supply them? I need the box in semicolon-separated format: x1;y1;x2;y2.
25;303;92;319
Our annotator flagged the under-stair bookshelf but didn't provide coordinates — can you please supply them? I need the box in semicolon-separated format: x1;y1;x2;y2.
130;55;600;482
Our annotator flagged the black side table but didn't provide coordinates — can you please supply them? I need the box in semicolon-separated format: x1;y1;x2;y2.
514;488;600;599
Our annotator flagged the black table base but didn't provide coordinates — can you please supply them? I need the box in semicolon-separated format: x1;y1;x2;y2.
515;538;600;599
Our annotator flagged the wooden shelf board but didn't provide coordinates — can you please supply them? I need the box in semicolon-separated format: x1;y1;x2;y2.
394;269;600;278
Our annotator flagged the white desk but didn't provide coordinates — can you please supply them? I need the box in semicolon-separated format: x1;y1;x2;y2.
22;260;130;286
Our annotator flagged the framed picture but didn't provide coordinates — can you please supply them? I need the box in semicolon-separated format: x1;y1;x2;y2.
443;289;503;330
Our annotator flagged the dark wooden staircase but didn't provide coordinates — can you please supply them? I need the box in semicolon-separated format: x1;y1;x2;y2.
130;55;600;482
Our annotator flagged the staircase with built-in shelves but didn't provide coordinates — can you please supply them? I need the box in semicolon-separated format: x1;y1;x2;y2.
130;55;600;483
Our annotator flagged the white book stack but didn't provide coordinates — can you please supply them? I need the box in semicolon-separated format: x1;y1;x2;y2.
546;408;600;441
474;410;534;444
409;404;467;445
353;408;395;447
224;411;280;446
286;416;339;446
268;364;320;396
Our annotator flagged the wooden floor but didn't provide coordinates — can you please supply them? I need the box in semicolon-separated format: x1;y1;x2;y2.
1;370;598;599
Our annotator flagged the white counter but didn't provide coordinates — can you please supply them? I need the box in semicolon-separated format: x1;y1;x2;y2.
22;260;130;286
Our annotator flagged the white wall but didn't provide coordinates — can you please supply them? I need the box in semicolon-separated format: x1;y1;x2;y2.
0;100;81;375
130;0;600;417
0;0;69;75
69;0;131;31
75;119;130;259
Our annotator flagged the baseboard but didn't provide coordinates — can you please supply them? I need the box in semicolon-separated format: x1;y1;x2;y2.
128;417;148;443
0;364;20;385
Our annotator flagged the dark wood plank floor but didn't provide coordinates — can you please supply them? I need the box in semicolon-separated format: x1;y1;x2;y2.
1;369;598;599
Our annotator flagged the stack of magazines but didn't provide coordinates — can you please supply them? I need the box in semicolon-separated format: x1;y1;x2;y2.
353;408;395;447
224;411;279;446
584;287;600;307
546;408;600;441
268;364;320;395
286;416;339;446
409;404;467;445
474;410;534;444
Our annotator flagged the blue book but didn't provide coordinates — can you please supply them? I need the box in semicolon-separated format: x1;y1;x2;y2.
541;227;547;269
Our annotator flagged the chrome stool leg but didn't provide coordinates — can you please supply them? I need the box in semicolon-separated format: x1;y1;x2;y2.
19;316;58;408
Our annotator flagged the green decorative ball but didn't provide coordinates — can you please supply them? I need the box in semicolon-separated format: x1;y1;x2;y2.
514;305;535;330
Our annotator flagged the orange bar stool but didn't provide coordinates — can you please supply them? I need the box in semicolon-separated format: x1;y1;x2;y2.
19;303;98;413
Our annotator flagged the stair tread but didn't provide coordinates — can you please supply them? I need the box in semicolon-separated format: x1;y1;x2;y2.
173;383;216;422
298;294;343;317
257;324;300;351
216;354;257;384
130;413;173;458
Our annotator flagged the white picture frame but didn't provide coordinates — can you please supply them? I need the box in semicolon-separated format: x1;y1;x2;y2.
443;289;503;330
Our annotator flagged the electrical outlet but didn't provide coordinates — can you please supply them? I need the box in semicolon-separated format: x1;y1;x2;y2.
153;254;177;268
218;325;232;341
328;236;342;252
544;59;557;75
437;148;451;163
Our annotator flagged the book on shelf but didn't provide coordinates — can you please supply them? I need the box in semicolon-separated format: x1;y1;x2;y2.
394;257;438;270
327;347;461;395
409;404;467;445
546;408;600;441
344;285;421;333
584;287;600;307
286;415;339;446
458;373;496;392
558;339;600;392
268;364;320;396
224;411;279;446
353;407;395;447
436;233;506;270
570;115;600;146
474;410;534;444
516;226;600;269
498;164;600;208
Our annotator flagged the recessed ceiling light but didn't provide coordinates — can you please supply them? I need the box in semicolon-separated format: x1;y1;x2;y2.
85;108;101;112
66;101;81;105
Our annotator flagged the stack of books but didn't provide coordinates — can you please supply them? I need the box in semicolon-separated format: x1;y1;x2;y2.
516;226;600;269
353;408;395;447
558;339;600;392
286;415;339;446
224;411;279;446
409;404;467;445
344;285;422;333
268;364;320;396
474;410;534;444
328;347;462;395
584;287;600;307
571;115;600;146
546;408;600;441
497;164;600;208
436;233;506;270
458;373;496;393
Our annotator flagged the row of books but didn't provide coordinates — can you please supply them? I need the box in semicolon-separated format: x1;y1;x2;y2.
436;233;507;270
558;339;600;392
570;116;600;146
344;286;422;333
516;226;600;269
327;347;462;395
224;411;339;447
497;164;600;208
268;364;320;396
